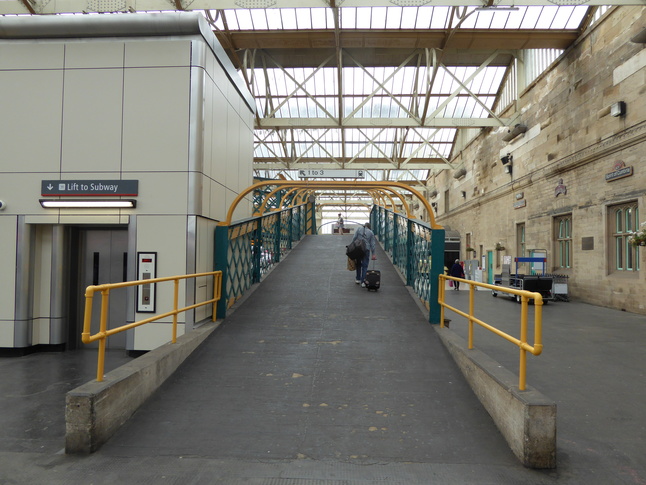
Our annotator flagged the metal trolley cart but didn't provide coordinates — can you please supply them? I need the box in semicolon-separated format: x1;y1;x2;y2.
492;257;555;303
545;273;569;301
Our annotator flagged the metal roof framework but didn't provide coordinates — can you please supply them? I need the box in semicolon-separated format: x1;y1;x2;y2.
201;4;604;189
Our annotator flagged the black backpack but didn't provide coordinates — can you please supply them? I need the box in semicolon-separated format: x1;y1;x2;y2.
346;229;367;260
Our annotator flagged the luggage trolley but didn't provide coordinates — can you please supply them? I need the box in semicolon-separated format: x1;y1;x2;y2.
492;257;555;303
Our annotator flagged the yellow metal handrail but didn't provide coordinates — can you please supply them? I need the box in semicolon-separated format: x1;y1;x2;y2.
438;275;543;391
83;271;222;382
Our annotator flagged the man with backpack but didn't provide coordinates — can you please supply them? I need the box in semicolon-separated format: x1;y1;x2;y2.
351;222;377;287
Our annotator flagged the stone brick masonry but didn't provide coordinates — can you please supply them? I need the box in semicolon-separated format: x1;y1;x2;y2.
430;7;646;314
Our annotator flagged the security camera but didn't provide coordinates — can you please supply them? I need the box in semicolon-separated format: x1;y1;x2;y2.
0;200;6;210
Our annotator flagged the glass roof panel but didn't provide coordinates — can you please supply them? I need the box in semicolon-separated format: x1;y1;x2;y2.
565;7;589;28
295;8;312;29
264;9;283;29
280;8;297;29
429;7;450;29
371;7;388;28
385;7;403;29
233;9;252;29
340;7;356;29
414;6;433;28
502;8;527;29
250;9;268;30
311;8;330;29
400;7;418;28
356;8;372;29
219;6;589;32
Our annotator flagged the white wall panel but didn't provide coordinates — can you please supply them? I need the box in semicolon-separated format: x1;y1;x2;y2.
0;70;64;173
61;69;124;173
0;323;14;347
210;179;227;221
0;217;17;321
202;74;214;183
127;172;188;215
194;216;216;322
0;173;49;216
122;67;191;172
0;43;63;70
125;40;191;68
65;42;125;69
136;215;187;317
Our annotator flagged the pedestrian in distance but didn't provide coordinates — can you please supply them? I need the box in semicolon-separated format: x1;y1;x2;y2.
352;222;377;287
337;213;344;234
449;259;465;290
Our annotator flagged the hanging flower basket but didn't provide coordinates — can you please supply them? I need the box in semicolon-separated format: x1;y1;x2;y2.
495;242;506;251
628;222;646;247
465;247;476;253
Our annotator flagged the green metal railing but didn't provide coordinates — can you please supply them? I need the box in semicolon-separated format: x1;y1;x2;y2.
371;206;445;324
215;202;315;318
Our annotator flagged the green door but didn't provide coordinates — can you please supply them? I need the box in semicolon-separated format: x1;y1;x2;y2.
487;250;494;284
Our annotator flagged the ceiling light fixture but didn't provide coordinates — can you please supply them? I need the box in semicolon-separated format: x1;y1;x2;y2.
39;199;136;208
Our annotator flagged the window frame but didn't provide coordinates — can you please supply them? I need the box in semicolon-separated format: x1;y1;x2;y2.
554;214;572;270
609;202;640;274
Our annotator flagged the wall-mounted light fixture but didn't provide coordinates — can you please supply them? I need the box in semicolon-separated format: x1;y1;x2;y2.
460;191;466;198
39;199;137;208
500;154;513;165
504;164;513;175
502;123;528;142
610;101;626;118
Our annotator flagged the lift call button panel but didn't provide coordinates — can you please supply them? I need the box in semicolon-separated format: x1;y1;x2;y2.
137;252;157;313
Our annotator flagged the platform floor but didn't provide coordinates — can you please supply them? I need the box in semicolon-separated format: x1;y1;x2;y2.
1;235;645;484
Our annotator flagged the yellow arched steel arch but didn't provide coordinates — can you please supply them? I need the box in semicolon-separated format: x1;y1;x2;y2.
222;181;441;229
253;185;408;218
255;185;409;219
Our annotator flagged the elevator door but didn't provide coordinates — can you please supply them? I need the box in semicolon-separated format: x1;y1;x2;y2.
78;229;129;349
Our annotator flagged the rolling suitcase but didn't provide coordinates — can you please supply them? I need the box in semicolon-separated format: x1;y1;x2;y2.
364;262;380;291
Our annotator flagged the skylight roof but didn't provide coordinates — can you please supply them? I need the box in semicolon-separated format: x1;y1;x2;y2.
212;6;589;31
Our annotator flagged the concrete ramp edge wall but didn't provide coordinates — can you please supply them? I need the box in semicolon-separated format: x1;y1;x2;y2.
434;327;557;469
65;321;219;454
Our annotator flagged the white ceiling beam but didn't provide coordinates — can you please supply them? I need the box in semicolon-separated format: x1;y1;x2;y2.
253;161;452;170
258;117;510;129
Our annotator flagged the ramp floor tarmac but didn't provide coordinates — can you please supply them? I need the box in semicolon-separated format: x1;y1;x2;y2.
1;235;645;484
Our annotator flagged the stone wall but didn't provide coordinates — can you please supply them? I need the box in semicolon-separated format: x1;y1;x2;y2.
431;6;646;314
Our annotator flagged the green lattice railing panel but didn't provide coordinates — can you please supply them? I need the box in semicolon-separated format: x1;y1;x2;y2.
371;206;444;324
215;203;312;318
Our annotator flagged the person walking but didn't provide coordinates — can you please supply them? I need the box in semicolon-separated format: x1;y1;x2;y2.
352;222;376;287
449;259;465;290
337;213;344;234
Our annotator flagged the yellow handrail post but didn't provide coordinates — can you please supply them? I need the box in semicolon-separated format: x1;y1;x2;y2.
82;287;95;345
97;289;110;382
81;270;222;381
533;295;544;356
440;276;445;327
172;278;179;343
468;282;475;350
212;272;220;322
436;276;547;390
519;295;529;390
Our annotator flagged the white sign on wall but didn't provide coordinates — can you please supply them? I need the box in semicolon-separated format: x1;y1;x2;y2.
299;169;365;179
